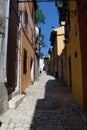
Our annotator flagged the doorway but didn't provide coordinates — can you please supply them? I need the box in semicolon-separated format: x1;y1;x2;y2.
30;58;34;84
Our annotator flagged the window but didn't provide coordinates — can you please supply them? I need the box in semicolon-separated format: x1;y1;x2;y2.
24;9;28;31
23;49;27;74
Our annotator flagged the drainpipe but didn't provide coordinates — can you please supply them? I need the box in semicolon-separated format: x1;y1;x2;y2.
4;0;10;82
15;3;22;92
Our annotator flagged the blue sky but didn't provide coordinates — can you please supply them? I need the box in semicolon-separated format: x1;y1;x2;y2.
38;2;60;56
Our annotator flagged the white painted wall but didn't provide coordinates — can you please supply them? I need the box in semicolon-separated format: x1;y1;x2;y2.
39;59;44;72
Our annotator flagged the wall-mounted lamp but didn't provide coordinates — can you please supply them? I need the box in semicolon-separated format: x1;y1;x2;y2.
56;0;76;8
56;0;63;8
56;0;77;19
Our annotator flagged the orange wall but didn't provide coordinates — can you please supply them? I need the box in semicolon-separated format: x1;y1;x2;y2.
20;2;35;93
66;1;83;106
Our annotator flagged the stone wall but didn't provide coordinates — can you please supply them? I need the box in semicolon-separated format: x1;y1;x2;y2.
0;83;8;115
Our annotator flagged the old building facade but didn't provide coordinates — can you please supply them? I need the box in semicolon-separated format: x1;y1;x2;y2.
50;27;65;79
0;0;37;114
20;1;37;93
64;0;83;106
7;0;37;95
56;0;83;107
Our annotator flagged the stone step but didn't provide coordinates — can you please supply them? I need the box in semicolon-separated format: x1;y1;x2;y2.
9;94;25;109
11;90;19;98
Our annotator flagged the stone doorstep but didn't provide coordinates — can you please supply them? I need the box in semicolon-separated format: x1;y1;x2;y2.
8;94;25;109
11;90;19;98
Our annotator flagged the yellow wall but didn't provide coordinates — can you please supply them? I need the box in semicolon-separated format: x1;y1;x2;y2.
54;27;65;56
20;2;35;93
66;1;83;106
52;27;65;78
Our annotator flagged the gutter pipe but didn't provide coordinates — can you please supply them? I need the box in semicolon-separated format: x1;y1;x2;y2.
4;0;10;82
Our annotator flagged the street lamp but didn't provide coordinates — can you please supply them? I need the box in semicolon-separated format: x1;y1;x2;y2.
56;0;76;17
56;0;63;8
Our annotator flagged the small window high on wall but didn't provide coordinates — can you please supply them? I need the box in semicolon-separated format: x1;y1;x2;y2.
24;9;28;31
23;49;27;74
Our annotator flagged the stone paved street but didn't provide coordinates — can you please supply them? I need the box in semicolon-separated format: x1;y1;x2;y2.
0;71;87;130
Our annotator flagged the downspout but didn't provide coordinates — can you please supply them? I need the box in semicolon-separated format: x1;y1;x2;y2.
4;0;10;82
15;3;22;92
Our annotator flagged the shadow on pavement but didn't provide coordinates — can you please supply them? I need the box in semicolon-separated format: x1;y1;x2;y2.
30;75;87;130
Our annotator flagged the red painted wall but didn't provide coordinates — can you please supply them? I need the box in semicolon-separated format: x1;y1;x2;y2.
78;0;87;111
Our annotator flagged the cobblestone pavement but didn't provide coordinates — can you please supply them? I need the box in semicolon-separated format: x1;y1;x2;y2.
0;71;87;130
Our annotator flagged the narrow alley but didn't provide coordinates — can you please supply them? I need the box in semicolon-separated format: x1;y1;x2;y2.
0;71;87;130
